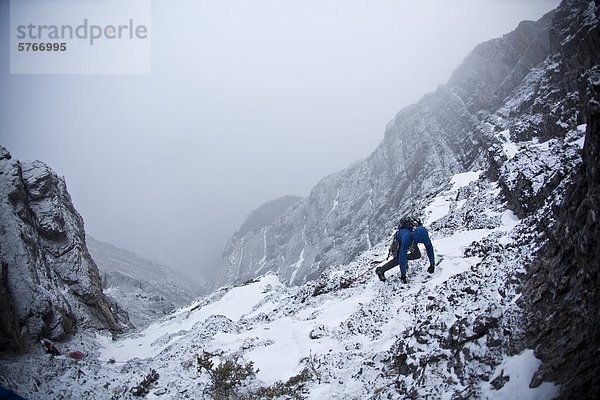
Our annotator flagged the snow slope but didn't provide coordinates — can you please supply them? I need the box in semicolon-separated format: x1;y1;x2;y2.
108;119;581;399
2;133;580;397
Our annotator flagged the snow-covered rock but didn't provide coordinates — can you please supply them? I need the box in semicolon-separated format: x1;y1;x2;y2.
523;43;600;400
0;147;126;352
87;237;206;329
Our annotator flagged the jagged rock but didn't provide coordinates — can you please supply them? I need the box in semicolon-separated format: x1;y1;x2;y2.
465;1;600;397
389;353;417;377
309;325;327;340
523;55;600;400
448;11;554;115
0;147;125;352
490;372;510;390
0;147;11;161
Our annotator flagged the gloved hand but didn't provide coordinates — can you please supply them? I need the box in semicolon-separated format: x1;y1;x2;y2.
427;264;435;274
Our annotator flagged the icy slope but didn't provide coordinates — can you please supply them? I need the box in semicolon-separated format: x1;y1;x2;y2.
2;118;584;398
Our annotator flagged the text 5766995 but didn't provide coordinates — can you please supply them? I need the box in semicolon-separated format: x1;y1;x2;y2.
18;43;67;51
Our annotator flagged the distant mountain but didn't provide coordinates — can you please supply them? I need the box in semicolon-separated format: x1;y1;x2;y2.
87;236;206;329
0;146;126;352
217;195;302;287
237;195;302;238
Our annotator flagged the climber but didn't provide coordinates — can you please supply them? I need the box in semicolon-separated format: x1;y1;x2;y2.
375;217;435;283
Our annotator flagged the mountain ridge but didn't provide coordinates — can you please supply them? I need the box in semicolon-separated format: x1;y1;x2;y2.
215;7;557;288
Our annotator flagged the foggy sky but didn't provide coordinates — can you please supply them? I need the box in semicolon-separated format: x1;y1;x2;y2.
0;0;560;282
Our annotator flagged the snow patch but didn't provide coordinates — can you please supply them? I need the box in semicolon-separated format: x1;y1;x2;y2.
424;195;452;226
289;248;305;283
450;170;483;191
426;228;492;287
290;224;308;283
327;189;340;217
424;170;482;224
573;123;587;149
498;129;519;160
98;275;283;362
482;349;559;400
256;228;268;273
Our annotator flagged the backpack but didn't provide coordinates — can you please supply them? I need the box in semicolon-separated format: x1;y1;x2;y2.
397;216;423;230
388;216;423;257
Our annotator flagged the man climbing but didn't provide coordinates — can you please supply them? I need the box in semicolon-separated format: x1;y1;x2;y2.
375;217;435;283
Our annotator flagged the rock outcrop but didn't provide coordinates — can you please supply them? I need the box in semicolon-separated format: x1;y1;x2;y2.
523;37;600;400
0;147;125;352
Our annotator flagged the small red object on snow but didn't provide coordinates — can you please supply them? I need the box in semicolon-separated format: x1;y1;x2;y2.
69;351;85;360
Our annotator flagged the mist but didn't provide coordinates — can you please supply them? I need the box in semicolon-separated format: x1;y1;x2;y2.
0;0;559;283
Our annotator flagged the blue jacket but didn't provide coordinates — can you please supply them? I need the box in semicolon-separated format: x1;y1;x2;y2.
395;226;435;276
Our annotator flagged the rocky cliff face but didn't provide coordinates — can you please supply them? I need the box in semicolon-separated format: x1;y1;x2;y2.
524;71;599;400
0;147;125;352
216;8;556;287
521;2;600;397
87;236;206;329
